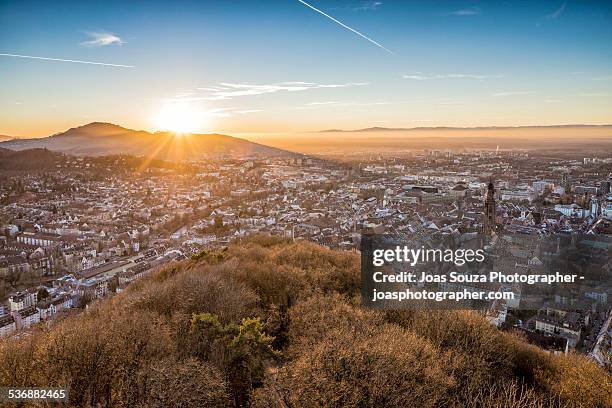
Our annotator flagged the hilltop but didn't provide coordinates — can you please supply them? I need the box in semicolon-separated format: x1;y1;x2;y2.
0;122;293;159
0;148;65;170
0;237;609;407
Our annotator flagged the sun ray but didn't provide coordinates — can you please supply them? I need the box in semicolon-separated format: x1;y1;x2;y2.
137;132;174;172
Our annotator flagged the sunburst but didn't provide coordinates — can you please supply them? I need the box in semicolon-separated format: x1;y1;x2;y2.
153;102;207;134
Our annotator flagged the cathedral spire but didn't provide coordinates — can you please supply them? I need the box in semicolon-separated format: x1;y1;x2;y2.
483;179;496;235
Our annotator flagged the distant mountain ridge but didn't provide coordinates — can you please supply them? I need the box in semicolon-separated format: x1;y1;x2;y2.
319;124;612;132
0;122;293;159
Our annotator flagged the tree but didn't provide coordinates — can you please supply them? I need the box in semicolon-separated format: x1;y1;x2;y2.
190;313;278;407
108;277;119;294
37;287;49;300
78;293;92;309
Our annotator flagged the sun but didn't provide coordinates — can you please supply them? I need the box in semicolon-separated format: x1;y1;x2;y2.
153;102;207;134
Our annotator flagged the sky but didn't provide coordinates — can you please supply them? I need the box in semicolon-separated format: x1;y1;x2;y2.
0;0;611;137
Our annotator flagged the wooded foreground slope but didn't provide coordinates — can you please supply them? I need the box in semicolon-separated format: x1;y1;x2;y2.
0;236;610;407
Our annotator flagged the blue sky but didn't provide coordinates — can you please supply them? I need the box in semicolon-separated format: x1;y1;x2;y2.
1;0;611;136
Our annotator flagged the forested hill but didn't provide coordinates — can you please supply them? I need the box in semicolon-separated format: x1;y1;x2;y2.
0;148;65;170
0;237;610;407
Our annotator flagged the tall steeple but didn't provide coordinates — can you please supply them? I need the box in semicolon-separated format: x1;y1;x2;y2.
563;173;571;195
561;173;573;204
483;178;496;235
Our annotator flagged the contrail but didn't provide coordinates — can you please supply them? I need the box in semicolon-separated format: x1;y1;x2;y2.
296;0;393;54
0;53;134;68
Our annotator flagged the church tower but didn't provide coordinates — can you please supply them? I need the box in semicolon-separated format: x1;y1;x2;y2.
561;173;573;204
483;179;496;235
563;173;571;195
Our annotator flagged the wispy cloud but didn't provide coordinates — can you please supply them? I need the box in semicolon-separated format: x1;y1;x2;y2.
301;97;475;109
296;0;393;54
81;31;124;47
235;109;263;114
174;91;198;98
546;2;567;19
0;53;134;68
352;1;383;11
300;100;391;109
450;7;480;16
438;100;465;106
568;72;612;81
195;81;368;100
351;101;391;106
403;73;503;80
591;75;612;81
579;92;608;97
306;101;342;106
202;108;233;118
330;1;383;12
186;107;264;119
492;91;534;97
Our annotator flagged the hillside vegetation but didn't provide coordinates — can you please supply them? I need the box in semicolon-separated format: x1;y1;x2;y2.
0;237;610;407
0;148;65;170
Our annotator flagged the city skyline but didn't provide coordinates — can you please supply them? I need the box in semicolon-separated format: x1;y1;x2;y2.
1;0;612;137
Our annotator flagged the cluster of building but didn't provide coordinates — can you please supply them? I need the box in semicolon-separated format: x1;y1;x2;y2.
0;149;610;367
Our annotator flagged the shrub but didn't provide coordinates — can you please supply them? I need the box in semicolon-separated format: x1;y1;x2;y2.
278;324;458;408
140;358;231;407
